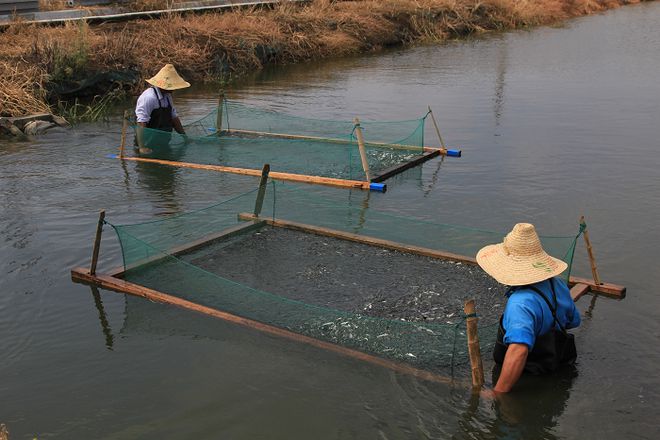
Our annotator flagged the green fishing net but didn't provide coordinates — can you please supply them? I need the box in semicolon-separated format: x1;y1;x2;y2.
130;100;431;181
107;183;582;375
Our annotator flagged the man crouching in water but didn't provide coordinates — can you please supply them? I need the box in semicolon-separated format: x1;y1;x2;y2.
476;223;581;394
135;64;189;154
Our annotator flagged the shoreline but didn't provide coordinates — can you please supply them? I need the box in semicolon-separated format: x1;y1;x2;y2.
0;0;651;120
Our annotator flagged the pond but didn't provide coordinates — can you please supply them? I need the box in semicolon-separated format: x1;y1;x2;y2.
1;2;659;438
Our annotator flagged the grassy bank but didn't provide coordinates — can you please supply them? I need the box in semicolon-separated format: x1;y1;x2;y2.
0;0;650;119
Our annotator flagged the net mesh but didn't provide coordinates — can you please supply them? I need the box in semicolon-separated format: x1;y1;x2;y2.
109;183;582;375
131;100;429;181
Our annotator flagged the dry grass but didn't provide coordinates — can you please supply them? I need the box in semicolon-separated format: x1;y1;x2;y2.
0;0;648;118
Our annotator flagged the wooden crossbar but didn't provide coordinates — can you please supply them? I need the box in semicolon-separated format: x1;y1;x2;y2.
237;214;626;299
223;128;446;153
112;155;378;191
370;150;442;183
70;267;462;386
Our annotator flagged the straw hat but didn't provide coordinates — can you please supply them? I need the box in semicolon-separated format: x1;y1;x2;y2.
476;223;568;286
146;64;190;91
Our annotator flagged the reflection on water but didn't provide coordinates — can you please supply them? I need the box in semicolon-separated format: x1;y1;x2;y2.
89;286;115;351
1;2;660;438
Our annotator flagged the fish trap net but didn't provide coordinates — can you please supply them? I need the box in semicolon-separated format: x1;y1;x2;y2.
129;100;430;181
108;183;583;374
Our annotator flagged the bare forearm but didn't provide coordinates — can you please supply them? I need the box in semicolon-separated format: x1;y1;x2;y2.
136;122;146;149
494;343;528;393
173;117;185;135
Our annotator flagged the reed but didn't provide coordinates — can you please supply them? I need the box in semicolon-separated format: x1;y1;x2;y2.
0;0;649;118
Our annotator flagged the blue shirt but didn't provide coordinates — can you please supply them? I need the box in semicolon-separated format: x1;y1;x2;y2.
502;277;581;350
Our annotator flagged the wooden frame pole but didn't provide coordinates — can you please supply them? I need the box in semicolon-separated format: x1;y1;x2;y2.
216;90;225;133
464;299;484;389
580;215;601;285
71;267;461;386
90;210;106;275
353;118;372;182
254;164;270;216
428;106;447;149
119;110;129;158
225;128;444;153
110;155;383;191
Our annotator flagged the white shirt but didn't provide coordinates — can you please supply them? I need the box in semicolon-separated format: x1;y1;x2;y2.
135;87;178;123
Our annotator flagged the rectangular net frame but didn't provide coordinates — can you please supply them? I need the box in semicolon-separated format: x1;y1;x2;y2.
115;98;462;192
70;181;625;385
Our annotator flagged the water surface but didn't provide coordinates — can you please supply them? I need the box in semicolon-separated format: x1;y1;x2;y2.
1;3;659;438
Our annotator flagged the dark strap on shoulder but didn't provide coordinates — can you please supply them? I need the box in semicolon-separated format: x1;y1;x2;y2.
151;87;162;108
514;280;568;334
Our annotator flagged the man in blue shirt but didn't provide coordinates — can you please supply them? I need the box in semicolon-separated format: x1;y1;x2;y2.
476;223;581;394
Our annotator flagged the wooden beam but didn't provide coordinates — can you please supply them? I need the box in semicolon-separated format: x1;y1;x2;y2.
238;213;626;298
110;155;378;191
580;216;602;286
70;267;462;386
90;210;106;275
353;118;371;181
239;213;478;264
223;128;442;153
370;150;441;183
568;276;625;299
254;164;270;216
428;106;447;149
108;220;266;278
570;283;590;302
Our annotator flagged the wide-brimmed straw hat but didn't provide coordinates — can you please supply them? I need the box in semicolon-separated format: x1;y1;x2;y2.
476;223;568;286
146;64;190;91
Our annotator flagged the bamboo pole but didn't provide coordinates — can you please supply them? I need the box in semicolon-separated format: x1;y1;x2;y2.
353;118;371;181
110;155;384;191
254;164;270;216
580;215;601;285
225;128;440;152
119;110;129;158
90;210;106;275
464;299;484;389
428;106;447;149
216;90;225;133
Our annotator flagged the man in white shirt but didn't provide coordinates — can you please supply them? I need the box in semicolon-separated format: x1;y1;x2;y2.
135;64;190;154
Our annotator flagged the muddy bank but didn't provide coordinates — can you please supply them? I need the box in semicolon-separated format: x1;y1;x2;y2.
0;0;651;118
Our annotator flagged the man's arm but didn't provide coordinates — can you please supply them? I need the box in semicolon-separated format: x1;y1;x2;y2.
494;343;528;393
136;122;146;151
172;117;186;136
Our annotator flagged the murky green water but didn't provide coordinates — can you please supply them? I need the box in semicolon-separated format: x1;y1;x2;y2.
2;3;660;438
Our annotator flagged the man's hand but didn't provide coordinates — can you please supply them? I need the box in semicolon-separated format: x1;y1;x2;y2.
479;388;497;400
